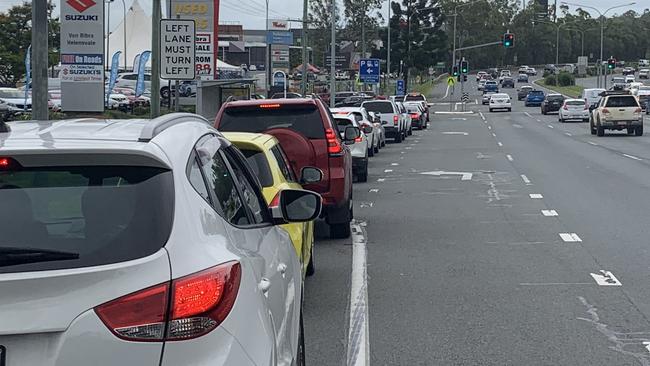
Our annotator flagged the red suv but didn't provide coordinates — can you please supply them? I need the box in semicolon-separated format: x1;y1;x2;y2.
215;98;355;238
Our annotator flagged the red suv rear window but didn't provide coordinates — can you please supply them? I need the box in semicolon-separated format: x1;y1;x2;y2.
219;104;326;139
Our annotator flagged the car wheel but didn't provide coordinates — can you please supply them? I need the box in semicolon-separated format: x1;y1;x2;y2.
408;127;413;136
368;146;374;157
296;308;306;366
330;221;351;239
374;144;379;154
394;132;402;143
627;128;635;135
489;108;493;112
508;108;511;112
590;120;596;135
358;168;368;182
160;87;170;99
597;124;605;137
306;246;315;277
636;125;644;136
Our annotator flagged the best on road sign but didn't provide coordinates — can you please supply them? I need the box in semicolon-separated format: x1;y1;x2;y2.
160;19;196;80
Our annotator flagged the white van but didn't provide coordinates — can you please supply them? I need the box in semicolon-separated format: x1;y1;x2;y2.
639;59;650;67
582;88;606;108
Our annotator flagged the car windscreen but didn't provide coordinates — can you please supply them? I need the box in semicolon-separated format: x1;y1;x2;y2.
0;162;173;273
405;105;420;112
605;96;639;108
547;95;564;101
0;90;23;98
362;101;394;114
529;91;544;96
241;149;274;188
612;78;625;83
404;95;425;102
334;118;355;134
219;104;326;139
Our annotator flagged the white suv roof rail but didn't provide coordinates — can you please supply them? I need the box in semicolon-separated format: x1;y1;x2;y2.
139;113;209;142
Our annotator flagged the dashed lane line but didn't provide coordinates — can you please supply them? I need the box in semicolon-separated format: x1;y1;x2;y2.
559;233;582;242
623;153;642;161
588;141;598;146
529;193;543;199
506;154;514;162
565;132;572;136
497;142;503;147
521;174;532;185
547;125;554;129
541;210;558;216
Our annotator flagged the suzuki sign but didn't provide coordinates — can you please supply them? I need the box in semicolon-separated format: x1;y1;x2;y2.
61;0;104;112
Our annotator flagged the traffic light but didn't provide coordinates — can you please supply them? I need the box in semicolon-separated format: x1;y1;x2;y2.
452;65;459;77
607;58;616;70
503;33;514;48
460;60;469;74
463;75;468;82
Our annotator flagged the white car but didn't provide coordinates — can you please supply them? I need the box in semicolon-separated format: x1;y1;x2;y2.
478;79;487;91
396;101;413;136
0;114;321;365
114;72;169;98
108;93;130;110
591;93;644;136
526;67;538;76
476;71;487;81
625;75;636;85
489;93;512;112
331;107;380;156
558;98;589;122
362;100;407;143
333;115;368;182
0;87;31;111
639;69;650;79
629;82;645;96
582;88;606;108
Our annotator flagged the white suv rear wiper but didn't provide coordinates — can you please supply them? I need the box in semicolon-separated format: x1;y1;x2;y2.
0;247;80;267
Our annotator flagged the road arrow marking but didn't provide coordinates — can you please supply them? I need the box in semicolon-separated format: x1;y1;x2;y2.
542;210;558;216
590;270;622;286
369;188;379;193
643;342;650;353
559;233;582;242
420;171;473;181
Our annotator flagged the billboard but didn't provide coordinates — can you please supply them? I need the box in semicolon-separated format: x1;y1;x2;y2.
168;0;220;80
60;0;105;112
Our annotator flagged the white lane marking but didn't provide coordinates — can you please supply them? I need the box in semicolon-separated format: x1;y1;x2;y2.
547;125;554;129
529;193;543;199
359;202;373;208
348;221;370;366
497;142;503;147
588;141;598;146
384;169;393;173
454;103;458;111
484;120;488;124
450;118;467;121
559;233;582;242
488;126;492;130
623;154;642;161
512;123;523;128
400;151;405;154
377;178;385;182
506;154;514;161
368;188;379;193
420;171;473;181
479;111;485;120
521;174;532;185
475;98;479;105
391;163;399;166
492;133;497;137
565;132;572;136
590;270;622;286
442;131;469;135
525;112;532;118
542;210;558;216
405;147;412;150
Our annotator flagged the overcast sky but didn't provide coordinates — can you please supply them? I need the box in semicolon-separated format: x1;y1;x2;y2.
0;0;647;30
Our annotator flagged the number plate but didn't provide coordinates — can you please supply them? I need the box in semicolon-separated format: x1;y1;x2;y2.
0;345;5;366
618;121;628;125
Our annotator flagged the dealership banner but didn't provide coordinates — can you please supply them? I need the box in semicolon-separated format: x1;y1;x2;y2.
60;0;104;112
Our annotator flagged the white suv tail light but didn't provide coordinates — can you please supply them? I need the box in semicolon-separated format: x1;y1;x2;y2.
95;261;241;342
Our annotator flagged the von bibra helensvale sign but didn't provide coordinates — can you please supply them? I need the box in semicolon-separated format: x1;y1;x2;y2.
160;19;196;80
60;0;105;112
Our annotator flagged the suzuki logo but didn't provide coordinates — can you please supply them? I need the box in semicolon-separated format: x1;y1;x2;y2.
67;0;96;13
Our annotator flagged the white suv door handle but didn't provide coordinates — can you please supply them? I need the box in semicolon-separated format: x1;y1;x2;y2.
259;278;271;295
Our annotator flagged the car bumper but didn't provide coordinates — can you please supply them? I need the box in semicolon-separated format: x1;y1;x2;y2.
560;111;589;120
490;103;511;109
383;126;400;137
352;157;367;174
600;119;643;128
411;118;424;128
525;101;542;106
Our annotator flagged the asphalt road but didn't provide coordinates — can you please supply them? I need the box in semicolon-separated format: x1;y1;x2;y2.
305;76;650;365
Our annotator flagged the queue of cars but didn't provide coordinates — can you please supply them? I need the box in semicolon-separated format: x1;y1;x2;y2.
0;88;431;365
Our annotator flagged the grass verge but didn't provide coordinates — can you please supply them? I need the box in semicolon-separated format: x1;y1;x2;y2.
534;80;584;98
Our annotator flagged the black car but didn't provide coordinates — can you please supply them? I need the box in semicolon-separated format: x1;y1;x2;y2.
501;77;515;88
540;94;565;114
517;86;533;100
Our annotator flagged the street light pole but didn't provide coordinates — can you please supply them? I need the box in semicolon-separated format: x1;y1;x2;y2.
151;0;161;117
32;0;48;120
301;0;308;95
562;2;636;88
329;0;335;108
387;0;391;89
451;0;482;76
265;0;270;95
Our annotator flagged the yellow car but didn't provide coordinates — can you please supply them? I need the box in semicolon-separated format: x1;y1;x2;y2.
223;132;322;277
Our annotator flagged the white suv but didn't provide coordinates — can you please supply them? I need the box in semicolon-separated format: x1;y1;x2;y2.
362;100;407;143
590;93;644;136
0;114;320;365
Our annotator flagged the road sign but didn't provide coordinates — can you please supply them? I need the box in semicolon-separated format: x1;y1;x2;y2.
447;76;456;86
359;58;380;84
160;19;195;80
273;71;287;87
396;79;405;96
461;93;469;103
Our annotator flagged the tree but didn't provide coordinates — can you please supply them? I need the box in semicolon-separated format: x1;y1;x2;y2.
308;0;340;68
0;2;60;87
341;0;384;56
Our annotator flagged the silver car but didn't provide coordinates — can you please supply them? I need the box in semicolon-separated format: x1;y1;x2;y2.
334;115;368;182
331;106;381;156
0;114;321;365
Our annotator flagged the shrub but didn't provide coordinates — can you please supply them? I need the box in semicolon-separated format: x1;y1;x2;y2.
557;71;575;86
544;74;557;86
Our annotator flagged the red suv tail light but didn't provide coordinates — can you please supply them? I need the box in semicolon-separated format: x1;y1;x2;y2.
325;128;343;155
410;113;419;119
602;108;610;114
393;115;399;125
96;262;241;342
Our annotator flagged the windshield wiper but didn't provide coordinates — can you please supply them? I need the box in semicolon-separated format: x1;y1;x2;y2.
0;247;80;267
